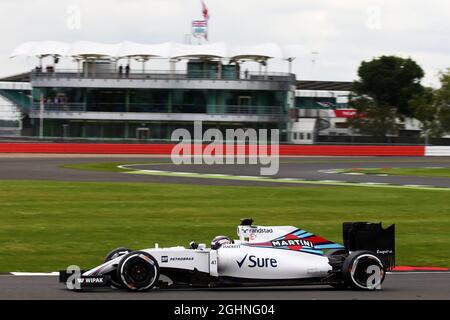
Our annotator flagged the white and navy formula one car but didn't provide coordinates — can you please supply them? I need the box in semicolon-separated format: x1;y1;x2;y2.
60;219;395;291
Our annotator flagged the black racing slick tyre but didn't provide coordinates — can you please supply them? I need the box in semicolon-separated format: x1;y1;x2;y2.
104;247;132;263
342;250;386;290
104;247;132;289
117;251;160;291
326;249;349;289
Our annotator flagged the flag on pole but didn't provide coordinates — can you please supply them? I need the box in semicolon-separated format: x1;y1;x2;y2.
201;0;209;21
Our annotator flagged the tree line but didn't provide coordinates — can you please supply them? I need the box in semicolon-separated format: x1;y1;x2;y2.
348;55;450;138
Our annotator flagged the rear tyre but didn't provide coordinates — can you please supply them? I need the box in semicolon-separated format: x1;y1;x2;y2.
326;249;349;289
104;247;132;288
342;250;386;290
117;251;160;291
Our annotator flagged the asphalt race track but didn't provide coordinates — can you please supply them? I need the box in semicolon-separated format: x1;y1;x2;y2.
0;272;448;300
0;155;450;188
0;154;449;299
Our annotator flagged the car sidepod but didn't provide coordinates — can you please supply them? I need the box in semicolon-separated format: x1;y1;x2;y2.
216;244;332;280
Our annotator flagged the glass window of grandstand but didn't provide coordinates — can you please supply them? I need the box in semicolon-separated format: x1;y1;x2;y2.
33;88;287;115
33;88;86;111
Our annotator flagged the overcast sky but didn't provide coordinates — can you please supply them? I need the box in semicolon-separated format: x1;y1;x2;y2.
0;0;449;86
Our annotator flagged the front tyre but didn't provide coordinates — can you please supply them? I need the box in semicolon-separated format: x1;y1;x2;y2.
342;250;386;290
117;251;160;291
104;247;132;288
104;247;131;263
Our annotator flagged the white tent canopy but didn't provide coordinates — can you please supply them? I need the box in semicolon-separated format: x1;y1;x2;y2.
30;41;71;57
116;41;172;58
10;41;300;60
68;41;119;58
229;43;283;60
169;42;227;59
10;42;38;58
10;41;69;58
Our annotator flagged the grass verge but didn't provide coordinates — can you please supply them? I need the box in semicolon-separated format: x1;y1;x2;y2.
0;180;449;272
62;162;137;173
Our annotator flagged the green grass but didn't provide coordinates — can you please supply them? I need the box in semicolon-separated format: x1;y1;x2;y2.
63;160;450;174
0;180;449;272
61;162;138;172
340;167;450;178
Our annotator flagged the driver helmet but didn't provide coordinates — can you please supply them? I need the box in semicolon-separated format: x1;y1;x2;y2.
211;235;233;250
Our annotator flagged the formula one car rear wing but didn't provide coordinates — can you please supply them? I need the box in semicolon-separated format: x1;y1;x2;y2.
343;222;396;270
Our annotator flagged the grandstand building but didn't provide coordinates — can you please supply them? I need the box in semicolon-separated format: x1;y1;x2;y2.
0;41;354;143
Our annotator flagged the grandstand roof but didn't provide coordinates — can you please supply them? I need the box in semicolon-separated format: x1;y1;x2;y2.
116;41;172;58
229;43;283;60
67;41;119;59
10;41;300;61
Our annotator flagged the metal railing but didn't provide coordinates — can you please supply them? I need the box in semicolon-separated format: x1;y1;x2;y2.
31;69;295;82
31;103;284;116
0;82;32;90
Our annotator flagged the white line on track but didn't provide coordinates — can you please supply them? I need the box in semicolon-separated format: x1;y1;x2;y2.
358;182;389;185
10;272;59;276
342;172;365;175
120;165;450;190
403;185;432;188
117;164;148;169
236;176;265;179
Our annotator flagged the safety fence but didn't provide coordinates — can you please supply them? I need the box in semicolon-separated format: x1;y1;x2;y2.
425;146;450;156
0;142;434;156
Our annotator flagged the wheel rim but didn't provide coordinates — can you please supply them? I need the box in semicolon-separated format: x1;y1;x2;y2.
120;254;157;290
129;261;151;282
350;254;384;290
